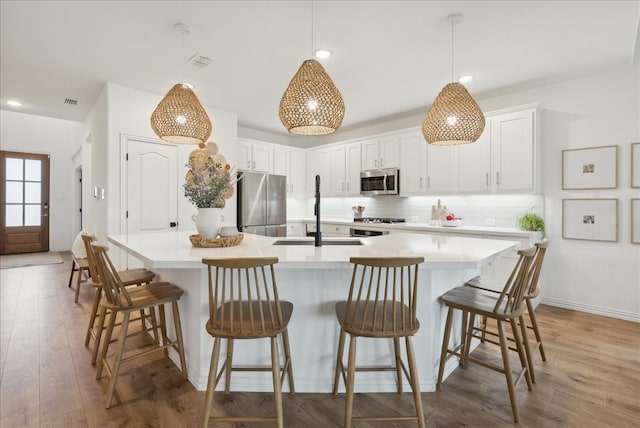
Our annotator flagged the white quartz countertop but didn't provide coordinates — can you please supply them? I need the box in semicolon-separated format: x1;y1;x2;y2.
108;231;519;270
289;217;540;238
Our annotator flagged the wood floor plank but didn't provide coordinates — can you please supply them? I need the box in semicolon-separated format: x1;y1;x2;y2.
1;255;639;427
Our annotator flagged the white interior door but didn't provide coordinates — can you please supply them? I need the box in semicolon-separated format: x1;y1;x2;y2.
126;137;178;234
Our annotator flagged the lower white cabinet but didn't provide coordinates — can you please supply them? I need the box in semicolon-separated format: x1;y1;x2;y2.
286;222;306;237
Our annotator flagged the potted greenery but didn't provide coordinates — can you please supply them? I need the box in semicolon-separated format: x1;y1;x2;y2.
517;211;545;236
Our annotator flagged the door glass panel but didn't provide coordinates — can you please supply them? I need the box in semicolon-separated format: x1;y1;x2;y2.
5;158;23;180
25;182;41;203
6;205;23;227
24;205;41;226
6;182;23;203
25;159;41;181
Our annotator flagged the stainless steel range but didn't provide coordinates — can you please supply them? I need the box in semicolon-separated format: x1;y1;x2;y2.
350;217;405;237
353;217;406;224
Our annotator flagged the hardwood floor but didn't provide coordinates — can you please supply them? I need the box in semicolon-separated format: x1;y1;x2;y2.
1;253;638;427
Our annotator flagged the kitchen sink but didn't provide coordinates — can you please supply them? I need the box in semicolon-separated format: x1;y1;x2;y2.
272;238;363;246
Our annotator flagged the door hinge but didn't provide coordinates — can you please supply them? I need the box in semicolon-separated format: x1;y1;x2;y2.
79;178;82;183
125;153;129;161
79;208;82;213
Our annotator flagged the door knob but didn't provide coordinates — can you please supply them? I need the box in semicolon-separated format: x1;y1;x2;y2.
170;222;178;227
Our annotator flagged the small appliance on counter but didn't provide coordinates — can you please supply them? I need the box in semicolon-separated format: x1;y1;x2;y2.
352;205;365;219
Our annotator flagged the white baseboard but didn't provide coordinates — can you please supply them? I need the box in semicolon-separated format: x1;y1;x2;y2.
541;297;640;323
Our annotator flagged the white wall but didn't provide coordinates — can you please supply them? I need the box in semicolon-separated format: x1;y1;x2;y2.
0;110;83;251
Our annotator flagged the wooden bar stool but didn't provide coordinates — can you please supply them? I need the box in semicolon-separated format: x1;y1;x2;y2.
465;240;550;381
91;243;187;408
437;246;536;424
81;234;156;365
332;256;425;428
201;257;294;428
68;231;91;303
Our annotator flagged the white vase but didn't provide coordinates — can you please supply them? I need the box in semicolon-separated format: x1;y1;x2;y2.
192;208;224;239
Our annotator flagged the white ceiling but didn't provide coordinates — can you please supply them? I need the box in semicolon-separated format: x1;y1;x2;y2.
1;1;638;142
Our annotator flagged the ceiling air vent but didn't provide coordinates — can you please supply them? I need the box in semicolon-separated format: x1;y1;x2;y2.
188;54;213;68
64;98;78;106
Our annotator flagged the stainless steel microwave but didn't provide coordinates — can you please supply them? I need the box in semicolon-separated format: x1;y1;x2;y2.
360;168;400;196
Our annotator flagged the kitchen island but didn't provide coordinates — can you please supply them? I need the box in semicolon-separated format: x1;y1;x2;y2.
108;231;519;393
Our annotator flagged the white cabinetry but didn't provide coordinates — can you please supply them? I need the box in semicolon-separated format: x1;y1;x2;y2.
456;105;538;194
308;142;361;197
362;135;400;170
274;147;305;196
306;147;332;196
399;130;427;196
286;222;306;237
344;143;362;196
237;139;272;173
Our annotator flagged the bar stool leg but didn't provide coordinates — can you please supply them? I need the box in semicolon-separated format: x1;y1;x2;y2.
518;314;535;383
85;287;102;347
105;312;131;408
224;339;234;394
202;337;222;428
271;336;283;428
437;307;454;389
393;337;403;393
344;335;357;428
498;320;519;424
526;299;546;361
281;329;295;394
332;328;346;394
171;301;187;379
405;336;425;428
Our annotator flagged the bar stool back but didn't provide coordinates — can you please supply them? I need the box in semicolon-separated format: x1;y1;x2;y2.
201;257;294;428
332;256;426;428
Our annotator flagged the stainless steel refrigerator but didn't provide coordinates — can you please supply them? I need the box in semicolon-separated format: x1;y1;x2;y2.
237;172;287;237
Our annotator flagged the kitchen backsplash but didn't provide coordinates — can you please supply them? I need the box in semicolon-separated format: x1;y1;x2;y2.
288;194;545;228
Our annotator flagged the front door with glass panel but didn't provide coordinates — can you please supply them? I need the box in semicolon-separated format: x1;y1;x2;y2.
0;151;50;254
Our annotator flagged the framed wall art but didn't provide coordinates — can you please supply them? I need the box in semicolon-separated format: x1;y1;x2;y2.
632;199;640;244
562;199;618;242
632;143;640;188
562;145;618;190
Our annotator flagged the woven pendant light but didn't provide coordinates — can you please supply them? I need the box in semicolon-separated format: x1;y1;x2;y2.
422;14;484;145
150;83;212;144
150;23;212;145
279;59;345;135
422;82;485;145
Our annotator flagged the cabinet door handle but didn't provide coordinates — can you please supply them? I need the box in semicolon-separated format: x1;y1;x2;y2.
427;176;431;188
247;161;250;169
253;161;256;169
374;159;378;167
420;177;423;189
496;172;500;186
380;158;384;167
342;182;345;191
486;173;489;187
346;182;350;191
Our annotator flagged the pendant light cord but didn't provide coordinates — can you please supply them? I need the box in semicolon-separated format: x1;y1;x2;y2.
450;17;455;83
181;29;185;83
311;0;314;58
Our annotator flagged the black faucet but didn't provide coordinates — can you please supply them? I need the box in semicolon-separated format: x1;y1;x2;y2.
314;175;322;247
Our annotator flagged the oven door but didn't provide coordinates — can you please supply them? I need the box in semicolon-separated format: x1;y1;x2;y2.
349;228;389;237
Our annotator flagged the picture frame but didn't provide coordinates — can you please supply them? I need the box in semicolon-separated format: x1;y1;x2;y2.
562;145;618;190
632;199;640;244
632;143;640;188
562;199;618;242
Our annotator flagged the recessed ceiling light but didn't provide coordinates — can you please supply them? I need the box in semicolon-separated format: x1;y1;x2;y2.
458;75;473;84
6;100;23;107
314;49;331;59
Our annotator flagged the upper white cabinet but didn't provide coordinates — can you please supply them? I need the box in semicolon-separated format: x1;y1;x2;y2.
399;131;426;196
237;139;272;173
456;105;538;194
362;135;400;170
308;142;361;197
399;129;456;196
273;146;305;196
